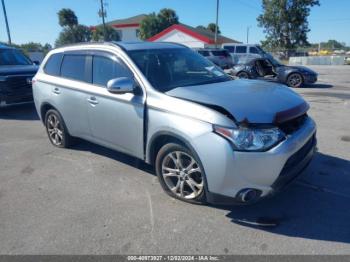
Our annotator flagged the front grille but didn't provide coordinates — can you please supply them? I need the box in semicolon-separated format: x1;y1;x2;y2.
0;75;33;92
278;114;308;134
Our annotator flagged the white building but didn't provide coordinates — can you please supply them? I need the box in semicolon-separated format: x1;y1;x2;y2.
148;24;240;48
94;14;147;41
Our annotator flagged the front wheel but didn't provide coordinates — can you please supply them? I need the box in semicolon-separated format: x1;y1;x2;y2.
286;73;303;88
155;143;206;204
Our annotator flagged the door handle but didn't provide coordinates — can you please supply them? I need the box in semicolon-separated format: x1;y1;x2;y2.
52;87;60;94
87;96;99;105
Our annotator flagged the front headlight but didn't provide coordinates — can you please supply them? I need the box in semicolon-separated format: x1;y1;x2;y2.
214;125;285;152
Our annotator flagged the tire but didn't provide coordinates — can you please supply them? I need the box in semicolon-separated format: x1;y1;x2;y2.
237;71;250;79
286;73;303;88
155;143;207;204
44;109;73;148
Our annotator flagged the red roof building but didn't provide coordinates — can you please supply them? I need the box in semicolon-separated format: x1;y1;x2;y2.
148;24;241;48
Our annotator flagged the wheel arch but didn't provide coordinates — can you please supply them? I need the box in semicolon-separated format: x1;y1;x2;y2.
147;131;195;166
148;131;210;202
40;102;58;124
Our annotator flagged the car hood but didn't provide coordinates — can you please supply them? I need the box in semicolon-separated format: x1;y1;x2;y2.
0;65;38;76
166;79;309;124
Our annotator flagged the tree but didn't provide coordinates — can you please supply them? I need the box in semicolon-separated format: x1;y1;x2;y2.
196;23;221;34
58;8;78;28
257;0;320;56
157;8;179;30
55;9;92;47
139;9;179;40
207;23;221;34
196;25;207;30
55;25;92;47
92;25;120;42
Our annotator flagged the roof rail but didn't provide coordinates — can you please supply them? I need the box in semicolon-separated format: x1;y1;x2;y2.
55;41;126;52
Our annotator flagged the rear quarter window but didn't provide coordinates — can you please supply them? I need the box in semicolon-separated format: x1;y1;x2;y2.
43;53;63;76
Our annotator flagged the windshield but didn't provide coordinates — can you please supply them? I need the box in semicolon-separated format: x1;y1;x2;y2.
128;48;231;92
0;49;32;66
269;56;283;67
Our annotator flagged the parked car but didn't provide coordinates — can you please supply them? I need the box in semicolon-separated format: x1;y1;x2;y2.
232;57;318;88
194;48;233;69
33;42;317;205
0;44;39;107
222;43;274;65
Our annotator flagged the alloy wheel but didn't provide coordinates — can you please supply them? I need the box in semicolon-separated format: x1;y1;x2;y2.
46;113;63;146
288;73;303;87
161;151;204;199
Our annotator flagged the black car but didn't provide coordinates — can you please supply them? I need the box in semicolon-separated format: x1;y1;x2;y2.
0;44;39;107
232;57;318;88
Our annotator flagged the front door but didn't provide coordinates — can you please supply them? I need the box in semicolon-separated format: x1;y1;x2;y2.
86;53;144;159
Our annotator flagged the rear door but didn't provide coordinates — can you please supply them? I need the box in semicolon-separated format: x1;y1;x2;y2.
86;52;144;158
45;52;91;139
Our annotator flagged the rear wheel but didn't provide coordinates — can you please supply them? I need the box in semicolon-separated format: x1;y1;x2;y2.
237;71;250;79
287;73;303;88
45;109;73;148
155;143;206;204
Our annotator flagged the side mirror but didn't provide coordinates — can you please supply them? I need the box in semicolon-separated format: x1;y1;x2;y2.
107;77;134;94
33;60;40;65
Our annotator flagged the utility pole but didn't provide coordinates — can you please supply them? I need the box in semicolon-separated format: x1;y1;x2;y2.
246;26;251;44
99;0;107;41
214;0;219;48
1;0;12;45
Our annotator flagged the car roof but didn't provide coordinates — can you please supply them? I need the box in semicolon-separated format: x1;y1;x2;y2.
55;41;187;52
195;48;227;51
223;44;260;47
114;41;187;51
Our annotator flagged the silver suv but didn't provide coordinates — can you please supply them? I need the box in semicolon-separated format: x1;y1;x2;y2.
33;42;317;205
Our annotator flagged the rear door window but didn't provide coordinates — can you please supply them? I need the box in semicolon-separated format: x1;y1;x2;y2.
235;46;247;54
61;54;88;82
92;55;133;87
44;53;63;76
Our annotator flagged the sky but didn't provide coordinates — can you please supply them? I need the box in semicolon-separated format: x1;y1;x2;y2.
0;0;349;46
